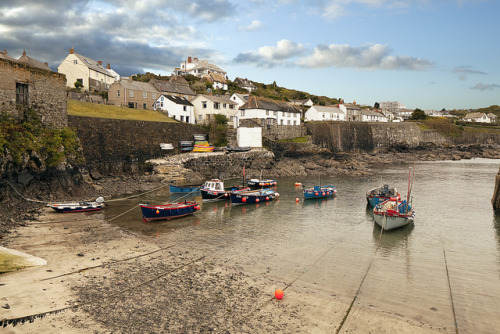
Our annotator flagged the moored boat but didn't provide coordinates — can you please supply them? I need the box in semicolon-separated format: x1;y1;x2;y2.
47;197;105;213
247;178;277;189
230;188;278;205
140;201;200;222
169;184;202;194
366;184;400;207
373;198;415;231
200;179;249;202
303;185;336;199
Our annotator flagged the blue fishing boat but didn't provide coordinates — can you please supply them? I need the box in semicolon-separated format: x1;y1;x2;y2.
366;184;400;207
247;178;277;189
303;185;336;199
169;184;202;194
200;179;249;202
140;201;200;222
230;188;278;205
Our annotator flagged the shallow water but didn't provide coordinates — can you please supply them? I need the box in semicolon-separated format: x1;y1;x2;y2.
103;158;500;332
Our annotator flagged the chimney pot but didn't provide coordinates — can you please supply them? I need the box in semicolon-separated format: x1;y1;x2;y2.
22;50;26;57
188;56;192;63
98;60;102;65
107;63;111;69
69;47;75;54
3;49;7;54
44;62;48;66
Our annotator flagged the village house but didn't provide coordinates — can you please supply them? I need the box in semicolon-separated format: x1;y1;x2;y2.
237;96;301;127
229;93;249;108
202;72;228;90
360;109;388;122
290;98;313;107
191;94;238;125
487;113;497;124
339;102;362;121
379;101;406;114
57;47;118;92
173;56;226;78
0;49;67;128
108;77;159;110
233;77;256;92
304;105;345;122
149;76;196;99
464;112;491;123
153;94;195;124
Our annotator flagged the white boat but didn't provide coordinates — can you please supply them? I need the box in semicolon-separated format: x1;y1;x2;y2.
373;198;415;231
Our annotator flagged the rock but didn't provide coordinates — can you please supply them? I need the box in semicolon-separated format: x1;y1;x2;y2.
90;170;103;180
17;171;34;186
2;304;10;309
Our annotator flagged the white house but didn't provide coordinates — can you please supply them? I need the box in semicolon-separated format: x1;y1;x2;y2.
380;101;406;113
338;103;362;121
154;94;195;124
173;56;226;78
202;72;228;90
304;105;345;121
290;98;313;107
191;94;238;124
464;112;491;123
229;93;249;108
360;109;388;122
237;97;301;127
233;78;256;92
57;47;117;92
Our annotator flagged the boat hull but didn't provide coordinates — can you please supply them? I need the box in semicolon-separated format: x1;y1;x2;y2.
247;179;277;189
47;202;104;213
303;186;336;199
373;199;415;231
140;202;199;222
201;189;230;202
230;189;277;205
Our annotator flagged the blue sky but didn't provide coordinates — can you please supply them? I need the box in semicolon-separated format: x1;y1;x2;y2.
1;0;498;110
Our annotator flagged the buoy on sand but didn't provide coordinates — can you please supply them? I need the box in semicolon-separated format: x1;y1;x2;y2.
275;289;284;299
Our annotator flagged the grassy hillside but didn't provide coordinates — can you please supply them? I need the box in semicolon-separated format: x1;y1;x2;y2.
67;100;176;122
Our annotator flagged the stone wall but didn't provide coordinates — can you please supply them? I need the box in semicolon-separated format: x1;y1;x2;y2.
263;124;307;141
0;58;67;128
493;166;500;212
68;116;206;175
307;122;445;152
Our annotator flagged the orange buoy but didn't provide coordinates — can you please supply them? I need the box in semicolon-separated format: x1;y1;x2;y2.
315;192;318;196
295;198;299;202
242;197;247;203
156;209;160;214
275;289;284;299
256;198;260;203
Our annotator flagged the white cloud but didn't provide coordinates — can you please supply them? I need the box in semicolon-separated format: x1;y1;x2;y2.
297;43;433;70
470;83;500;91
234;39;305;67
239;20;264;32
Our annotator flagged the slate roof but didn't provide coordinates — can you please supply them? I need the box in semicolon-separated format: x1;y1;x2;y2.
196;94;238;105
240;97;301;113
162;94;193;106
119;79;158;92
0;49;17;61
73;53;115;77
311;105;343;114
343;103;361;110
18;50;51;71
150;78;196;96
361;109;386;117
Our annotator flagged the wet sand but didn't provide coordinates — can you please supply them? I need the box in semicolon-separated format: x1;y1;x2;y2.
1;208;451;333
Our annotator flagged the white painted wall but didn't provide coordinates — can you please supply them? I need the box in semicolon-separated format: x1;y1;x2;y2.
238;127;262;148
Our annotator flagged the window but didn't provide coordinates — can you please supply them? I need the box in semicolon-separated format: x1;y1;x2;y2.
143;92;147;99
198;114;203;120
241;110;245;116
152;93;156;99
229;105;234;109
266;110;269;116
202;101;207;108
293;120;297;125
129;90;134;98
73;60;78;64
287;120;291;125
274;111;277;116
16;83;29;105
77;78;83;84
280;119;284;125
117;90;120;97
223;103;227;108
161;96;164;101
214;102;220;109
143;103;147;109
181;116;185;122
183;106;187;111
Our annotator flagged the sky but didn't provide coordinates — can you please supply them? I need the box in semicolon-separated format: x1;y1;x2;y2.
1;0;499;110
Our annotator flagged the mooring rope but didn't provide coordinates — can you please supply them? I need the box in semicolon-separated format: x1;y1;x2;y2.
442;244;459;334
0;254;206;328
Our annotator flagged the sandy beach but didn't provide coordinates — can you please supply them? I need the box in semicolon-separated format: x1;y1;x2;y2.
0;205;451;334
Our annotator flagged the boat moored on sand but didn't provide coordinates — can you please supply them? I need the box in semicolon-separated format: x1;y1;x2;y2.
140;201;200;222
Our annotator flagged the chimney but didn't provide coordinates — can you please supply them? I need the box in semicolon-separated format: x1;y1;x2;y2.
97;60;102;65
188;56;192;63
106;63;111;69
3;49;7;55
44;62;48;66
69;47;75;54
22;50;26;57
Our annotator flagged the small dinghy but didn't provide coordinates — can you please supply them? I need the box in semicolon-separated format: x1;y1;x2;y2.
47;197;105;213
